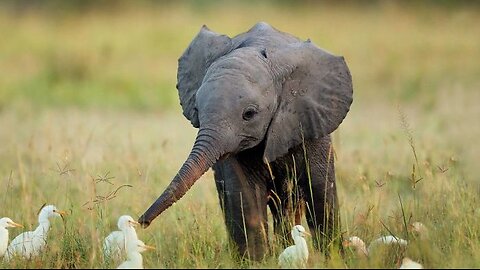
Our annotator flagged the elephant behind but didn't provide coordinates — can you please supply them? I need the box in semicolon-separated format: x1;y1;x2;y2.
139;22;353;261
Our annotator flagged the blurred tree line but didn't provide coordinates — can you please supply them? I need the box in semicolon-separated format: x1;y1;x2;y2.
1;0;479;14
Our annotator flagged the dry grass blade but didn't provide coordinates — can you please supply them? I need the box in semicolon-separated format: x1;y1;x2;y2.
397;193;409;241
437;165;449;173
379;220;400;242
398;106;419;167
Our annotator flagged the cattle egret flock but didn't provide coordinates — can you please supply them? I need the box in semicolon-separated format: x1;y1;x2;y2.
0;218;23;258
278;225;310;269
343;234;409;257
343;235;408;257
4;205;66;261
0;204;429;269
343;222;427;269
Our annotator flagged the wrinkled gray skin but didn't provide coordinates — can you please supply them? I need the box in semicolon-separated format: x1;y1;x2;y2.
139;22;353;261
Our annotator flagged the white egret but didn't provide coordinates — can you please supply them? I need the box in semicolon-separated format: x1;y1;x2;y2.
368;235;408;252
342;236;368;257
409;222;428;240
343;235;408;257
399;257;423;269
103;215;140;260
4;205;66;260
0;218;23;257
117;239;155;269
278;224;310;269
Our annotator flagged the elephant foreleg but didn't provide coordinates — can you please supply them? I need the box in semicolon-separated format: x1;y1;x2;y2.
213;158;269;261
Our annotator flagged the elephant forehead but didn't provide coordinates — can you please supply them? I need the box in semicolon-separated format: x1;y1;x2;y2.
204;49;272;85
196;78;252;106
197;72;274;106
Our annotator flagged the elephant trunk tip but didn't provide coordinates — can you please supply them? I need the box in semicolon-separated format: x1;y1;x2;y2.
138;216;151;229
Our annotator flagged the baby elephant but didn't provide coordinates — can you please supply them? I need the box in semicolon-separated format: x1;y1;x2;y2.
139;22;353;260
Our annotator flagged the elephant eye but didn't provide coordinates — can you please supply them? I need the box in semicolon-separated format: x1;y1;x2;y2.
242;106;258;121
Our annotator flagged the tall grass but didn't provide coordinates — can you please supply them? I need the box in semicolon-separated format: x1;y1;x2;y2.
0;2;479;268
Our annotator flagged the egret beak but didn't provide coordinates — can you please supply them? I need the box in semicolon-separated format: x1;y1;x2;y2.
303;231;311;237
342;240;351;247
54;210;68;217
7;221;23;228
129;220;141;227
140;244;156;251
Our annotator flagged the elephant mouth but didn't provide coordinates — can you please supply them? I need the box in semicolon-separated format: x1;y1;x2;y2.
218;153;231;161
238;134;259;150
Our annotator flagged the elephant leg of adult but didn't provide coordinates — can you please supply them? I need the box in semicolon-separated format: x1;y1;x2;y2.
213;158;269;261
300;138;342;256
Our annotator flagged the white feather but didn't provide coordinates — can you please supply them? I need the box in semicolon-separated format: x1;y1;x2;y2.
117;239;154;269
399;257;423;269
368;235;408;252
4;205;64;261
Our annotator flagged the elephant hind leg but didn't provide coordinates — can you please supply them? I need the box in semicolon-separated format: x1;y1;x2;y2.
301;170;343;257
300;137;343;257
304;191;341;254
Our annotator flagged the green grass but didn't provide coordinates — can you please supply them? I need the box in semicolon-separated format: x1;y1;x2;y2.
0;1;479;268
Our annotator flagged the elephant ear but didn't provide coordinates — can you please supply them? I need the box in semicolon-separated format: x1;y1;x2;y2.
177;25;233;128
264;40;353;162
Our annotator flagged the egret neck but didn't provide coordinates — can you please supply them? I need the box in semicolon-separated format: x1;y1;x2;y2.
34;214;52;242
124;226;138;250
0;227;8;256
294;234;308;263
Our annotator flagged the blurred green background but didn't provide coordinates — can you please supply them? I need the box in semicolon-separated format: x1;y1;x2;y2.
1;0;479;111
0;1;479;268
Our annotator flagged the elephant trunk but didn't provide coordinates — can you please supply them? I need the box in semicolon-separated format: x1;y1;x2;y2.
139;128;223;228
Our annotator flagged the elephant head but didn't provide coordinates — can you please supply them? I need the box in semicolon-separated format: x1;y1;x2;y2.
139;22;353;227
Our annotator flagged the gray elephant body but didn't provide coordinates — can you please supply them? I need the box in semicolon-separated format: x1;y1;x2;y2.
214;135;338;260
139;22;353;261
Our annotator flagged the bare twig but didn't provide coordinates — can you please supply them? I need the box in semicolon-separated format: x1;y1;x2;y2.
83;184;132;210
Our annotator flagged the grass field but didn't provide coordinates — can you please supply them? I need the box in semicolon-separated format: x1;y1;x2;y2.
0;1;479;268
